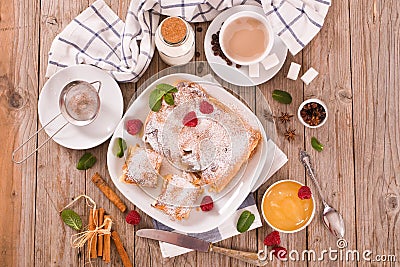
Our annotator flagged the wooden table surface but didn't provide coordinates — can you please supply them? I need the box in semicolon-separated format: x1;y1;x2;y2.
1;0;399;266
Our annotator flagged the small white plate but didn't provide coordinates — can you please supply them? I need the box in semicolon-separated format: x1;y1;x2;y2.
107;73;268;233
204;5;288;86
38;65;123;150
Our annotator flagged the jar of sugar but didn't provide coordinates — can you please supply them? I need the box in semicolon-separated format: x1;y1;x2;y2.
155;17;195;66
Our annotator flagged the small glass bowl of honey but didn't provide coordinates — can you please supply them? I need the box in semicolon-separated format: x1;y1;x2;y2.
261;180;315;233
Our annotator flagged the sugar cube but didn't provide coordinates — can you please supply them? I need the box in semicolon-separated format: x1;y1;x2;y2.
301;67;319;85
249;63;260;78
287;62;301;80
261;53;279;71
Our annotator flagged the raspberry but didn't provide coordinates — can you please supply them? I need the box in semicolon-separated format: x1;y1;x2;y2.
200;101;214;114
200;196;214;211
264;231;281;246
183;111;198;127
125;210;141;225
126;119;143;135
298;185;312;200
272;246;287;260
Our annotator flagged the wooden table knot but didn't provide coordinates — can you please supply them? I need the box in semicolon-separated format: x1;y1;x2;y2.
8;91;24;109
197;62;205;74
335;89;352;103
45;16;58;26
385;194;398;211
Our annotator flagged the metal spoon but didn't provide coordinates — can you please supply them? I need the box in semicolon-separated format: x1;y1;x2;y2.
299;150;345;239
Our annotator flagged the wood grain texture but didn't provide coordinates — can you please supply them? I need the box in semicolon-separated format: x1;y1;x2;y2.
303;0;356;265
350;0;400;266
2;0;399;266
0;0;39;266
35;1;89;266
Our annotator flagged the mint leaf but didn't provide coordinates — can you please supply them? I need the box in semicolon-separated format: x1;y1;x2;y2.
114;138;127;158
236;210;255;233
151;99;162;112
311;137;324;152
61;209;82;231
149;88;165;111
77;153;97;170
156;83;176;93
164;93;174;106
166;87;178;93
272;90;292;104
149;84;177;112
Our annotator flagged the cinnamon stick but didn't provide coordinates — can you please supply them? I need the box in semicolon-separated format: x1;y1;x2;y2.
103;215;112;263
111;230;133;267
91;173;127;213
97;208;105;256
88;209;98;258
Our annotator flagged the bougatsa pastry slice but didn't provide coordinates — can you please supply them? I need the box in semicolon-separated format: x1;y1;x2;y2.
152;173;203;220
120;145;162;188
143;81;261;192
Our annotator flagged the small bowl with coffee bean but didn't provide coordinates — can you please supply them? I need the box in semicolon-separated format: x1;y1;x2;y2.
298;98;328;129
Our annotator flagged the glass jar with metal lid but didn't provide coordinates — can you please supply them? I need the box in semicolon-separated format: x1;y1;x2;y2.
155;17;195;66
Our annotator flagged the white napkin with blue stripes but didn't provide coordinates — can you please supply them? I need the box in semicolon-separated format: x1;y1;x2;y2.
46;0;330;83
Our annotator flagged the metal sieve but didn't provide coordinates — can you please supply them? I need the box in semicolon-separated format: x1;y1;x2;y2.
12;80;102;164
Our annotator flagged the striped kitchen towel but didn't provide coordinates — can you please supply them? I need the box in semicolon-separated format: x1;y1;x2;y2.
46;0;331;83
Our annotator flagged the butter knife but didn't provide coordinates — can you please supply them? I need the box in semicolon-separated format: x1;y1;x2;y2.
136;229;268;266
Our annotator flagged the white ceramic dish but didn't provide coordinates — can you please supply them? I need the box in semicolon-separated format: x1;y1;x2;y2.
261;179;316;233
38;65;123;149
107;73;268;233
204;5;288;86
297;98;328;129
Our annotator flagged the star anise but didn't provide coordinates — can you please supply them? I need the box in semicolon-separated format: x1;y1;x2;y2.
284;128;296;142
277;112;294;124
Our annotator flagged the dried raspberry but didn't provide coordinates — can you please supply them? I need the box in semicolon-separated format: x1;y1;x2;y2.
126;119;143;135
272;246;287;260
125;210;141;225
298;185;312;200
200;101;214;114
200;196;214;211
264;231;281;246
183;111;198;127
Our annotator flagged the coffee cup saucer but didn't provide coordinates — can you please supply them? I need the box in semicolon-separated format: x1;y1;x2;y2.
38;65;123;150
204;5;288;86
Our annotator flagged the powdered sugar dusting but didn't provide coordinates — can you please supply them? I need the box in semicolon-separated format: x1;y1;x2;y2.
121;145;162;188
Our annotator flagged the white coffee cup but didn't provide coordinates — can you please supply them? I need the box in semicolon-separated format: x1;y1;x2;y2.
219;11;274;66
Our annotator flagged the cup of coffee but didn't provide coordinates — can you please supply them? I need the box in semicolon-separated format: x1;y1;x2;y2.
219;11;274;66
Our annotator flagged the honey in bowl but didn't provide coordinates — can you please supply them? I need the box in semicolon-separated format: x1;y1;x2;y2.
262;180;315;232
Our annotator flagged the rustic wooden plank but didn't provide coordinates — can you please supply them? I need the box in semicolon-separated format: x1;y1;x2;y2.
84;1;137;266
256;52;306;267
0;0;39;266
35;1;89;266
350;0;400;266
303;0;356;265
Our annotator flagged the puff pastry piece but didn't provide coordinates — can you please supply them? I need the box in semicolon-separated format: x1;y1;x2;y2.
152;173;203;220
120;145;162;188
